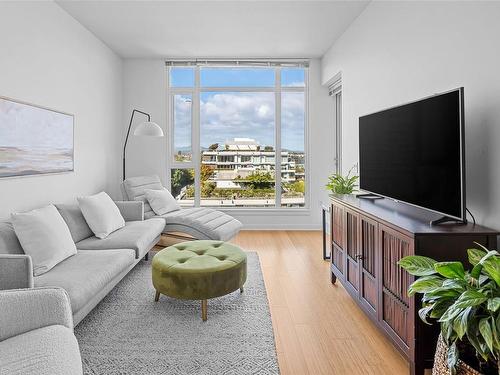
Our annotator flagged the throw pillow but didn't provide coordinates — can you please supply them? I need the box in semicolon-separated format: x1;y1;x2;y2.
11;205;77;276
55;203;94;243
144;188;180;216
77;192;125;239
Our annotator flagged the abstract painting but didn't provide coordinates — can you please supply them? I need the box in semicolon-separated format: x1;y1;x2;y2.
0;97;74;178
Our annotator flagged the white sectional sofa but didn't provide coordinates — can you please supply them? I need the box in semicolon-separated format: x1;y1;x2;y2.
0;201;164;325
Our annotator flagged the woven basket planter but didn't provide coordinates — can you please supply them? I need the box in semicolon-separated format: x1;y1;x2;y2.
432;335;482;375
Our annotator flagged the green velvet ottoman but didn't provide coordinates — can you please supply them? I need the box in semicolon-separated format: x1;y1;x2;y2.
152;240;247;321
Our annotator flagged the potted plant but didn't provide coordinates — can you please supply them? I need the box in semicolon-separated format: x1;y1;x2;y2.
326;166;359;195
398;245;500;374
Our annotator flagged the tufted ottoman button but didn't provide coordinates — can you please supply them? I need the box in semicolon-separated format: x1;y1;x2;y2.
152;240;247;321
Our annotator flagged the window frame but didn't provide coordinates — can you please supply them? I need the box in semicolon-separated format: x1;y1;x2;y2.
166;63;310;212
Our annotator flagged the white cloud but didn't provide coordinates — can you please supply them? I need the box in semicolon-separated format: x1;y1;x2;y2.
174;91;305;151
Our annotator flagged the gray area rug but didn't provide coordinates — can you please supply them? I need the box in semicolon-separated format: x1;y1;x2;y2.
75;252;280;375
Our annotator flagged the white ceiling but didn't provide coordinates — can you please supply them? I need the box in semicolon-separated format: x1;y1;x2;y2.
56;0;369;59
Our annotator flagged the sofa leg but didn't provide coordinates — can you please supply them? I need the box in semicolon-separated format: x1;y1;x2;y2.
201;299;207;321
154;290;160;302
144;253;149;261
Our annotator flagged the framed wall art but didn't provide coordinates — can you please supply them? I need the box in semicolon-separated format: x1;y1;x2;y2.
0;96;74;178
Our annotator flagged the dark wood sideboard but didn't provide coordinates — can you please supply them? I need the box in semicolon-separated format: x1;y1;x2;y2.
329;194;499;375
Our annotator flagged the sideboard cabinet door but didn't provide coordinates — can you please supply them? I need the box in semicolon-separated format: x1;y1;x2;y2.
379;224;414;356
359;215;378;317
331;203;345;277
344;208;360;294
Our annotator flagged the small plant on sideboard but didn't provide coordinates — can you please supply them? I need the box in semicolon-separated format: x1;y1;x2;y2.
325;166;359;195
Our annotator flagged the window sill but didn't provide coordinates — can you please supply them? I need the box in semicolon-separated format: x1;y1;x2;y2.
215;207;311;216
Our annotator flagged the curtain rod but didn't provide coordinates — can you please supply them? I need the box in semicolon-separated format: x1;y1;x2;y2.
165;58;310;67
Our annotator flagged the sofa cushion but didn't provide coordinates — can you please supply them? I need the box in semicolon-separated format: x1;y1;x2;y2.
35;249;135;315
55;203;93;243
159;208;243;241
77;192;125;239
145;188;180;215
0;325;82;375
122;175;164;219
0;222;24;255
75;219;164;259
11;205;77;276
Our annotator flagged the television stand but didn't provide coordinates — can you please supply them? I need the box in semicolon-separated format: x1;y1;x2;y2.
328;194;498;375
356;193;384;200
430;216;467;226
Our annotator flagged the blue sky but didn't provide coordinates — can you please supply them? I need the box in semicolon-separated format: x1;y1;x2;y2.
172;68;305;152
170;67;305;88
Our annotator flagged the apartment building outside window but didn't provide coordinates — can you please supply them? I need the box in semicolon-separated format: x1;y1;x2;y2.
167;60;308;209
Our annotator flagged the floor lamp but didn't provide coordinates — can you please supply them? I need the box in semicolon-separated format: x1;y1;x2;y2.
123;109;164;181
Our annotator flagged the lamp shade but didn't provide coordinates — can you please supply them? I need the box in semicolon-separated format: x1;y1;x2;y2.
133;121;164;137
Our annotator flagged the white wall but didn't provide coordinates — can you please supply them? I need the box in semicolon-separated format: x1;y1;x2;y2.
0;2;123;220
321;1;500;228
123;60;168;184
123;59;333;229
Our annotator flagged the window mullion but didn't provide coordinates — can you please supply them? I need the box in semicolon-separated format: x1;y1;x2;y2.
193;67;201;207
166;67;172;191
275;68;282;208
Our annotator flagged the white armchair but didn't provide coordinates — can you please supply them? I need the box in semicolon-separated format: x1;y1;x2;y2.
0;287;82;375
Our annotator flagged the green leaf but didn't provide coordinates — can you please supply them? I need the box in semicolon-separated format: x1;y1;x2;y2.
425;287;461;300
478;274;490;285
487;297;500;312
468;248;487;266
398;256;437;276
491;316;500;351
452;306;471;339
447;342;459;375
418;305;434;325
480;250;499;263
430;300;454;319
441;320;454;343
482;256;500;287
442;279;467;289
471;250;499;281
434;262;465;279
497;313;500;336
470;263;483;280
467;323;489;361
407;275;443;296
479;317;494;353
454;290;488;308
439;305;463;323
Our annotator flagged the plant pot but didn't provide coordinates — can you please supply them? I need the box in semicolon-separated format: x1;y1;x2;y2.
432;335;482;375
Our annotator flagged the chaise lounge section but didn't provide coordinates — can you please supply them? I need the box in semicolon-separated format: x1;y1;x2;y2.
122;175;243;241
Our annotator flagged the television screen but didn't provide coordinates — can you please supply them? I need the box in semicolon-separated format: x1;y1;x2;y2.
359;88;465;220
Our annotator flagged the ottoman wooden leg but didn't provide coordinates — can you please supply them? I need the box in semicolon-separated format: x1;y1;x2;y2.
154;290;160;302
240;286;244;293
201;299;207;321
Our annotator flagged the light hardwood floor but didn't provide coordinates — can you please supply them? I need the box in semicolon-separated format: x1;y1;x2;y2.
231;230;409;375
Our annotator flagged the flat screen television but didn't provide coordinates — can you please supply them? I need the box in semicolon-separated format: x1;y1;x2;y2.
359;87;465;222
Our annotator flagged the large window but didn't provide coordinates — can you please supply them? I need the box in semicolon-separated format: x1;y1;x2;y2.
168;62;307;209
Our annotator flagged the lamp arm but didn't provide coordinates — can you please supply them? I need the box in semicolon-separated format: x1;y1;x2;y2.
123;109;151;181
